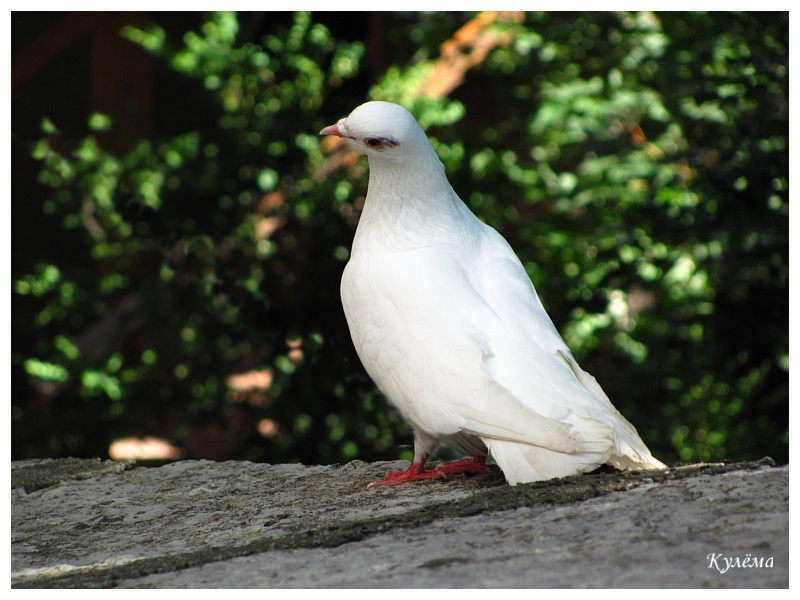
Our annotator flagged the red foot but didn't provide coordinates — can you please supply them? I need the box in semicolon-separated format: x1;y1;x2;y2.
367;462;445;489
367;456;489;489
435;456;489;475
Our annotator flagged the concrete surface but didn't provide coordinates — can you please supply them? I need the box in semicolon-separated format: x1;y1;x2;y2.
11;457;787;588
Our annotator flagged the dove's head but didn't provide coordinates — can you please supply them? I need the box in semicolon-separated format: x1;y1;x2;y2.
319;101;437;166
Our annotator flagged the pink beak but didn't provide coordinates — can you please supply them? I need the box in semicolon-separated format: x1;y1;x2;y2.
319;123;342;137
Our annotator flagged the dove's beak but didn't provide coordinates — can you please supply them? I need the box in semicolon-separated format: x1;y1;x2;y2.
319;122;342;137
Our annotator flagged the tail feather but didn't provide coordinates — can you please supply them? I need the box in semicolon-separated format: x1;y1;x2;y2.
558;349;668;474
485;414;614;485
485;412;666;486
487;440;605;485
608;440;667;471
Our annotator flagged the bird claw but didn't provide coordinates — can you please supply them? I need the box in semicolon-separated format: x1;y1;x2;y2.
367;470;446;489
434;456;490;475
367;463;447;489
367;456;489;489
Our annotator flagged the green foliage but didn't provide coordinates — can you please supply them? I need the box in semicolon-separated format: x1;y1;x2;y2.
14;11;787;465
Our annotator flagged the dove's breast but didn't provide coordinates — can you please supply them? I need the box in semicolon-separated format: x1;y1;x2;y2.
340;247;487;442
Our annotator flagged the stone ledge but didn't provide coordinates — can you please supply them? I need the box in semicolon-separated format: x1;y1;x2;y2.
11;457;788;588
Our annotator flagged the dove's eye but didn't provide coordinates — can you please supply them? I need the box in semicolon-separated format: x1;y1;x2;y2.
363;137;398;151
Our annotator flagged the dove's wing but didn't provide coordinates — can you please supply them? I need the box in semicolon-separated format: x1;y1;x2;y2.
470;224;666;477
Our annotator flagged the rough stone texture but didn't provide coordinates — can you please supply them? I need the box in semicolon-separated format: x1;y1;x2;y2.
11;457;787;588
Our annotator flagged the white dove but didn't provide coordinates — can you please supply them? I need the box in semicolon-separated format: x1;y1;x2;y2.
320;101;666;487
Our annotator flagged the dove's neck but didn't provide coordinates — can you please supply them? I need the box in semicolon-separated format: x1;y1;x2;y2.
352;153;481;254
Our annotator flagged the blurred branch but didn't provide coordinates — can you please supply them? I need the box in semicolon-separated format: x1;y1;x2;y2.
422;11;524;97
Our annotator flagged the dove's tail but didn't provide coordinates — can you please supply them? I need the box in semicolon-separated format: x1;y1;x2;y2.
485;413;667;486
607;441;668;471
486;441;603;485
484;414;614;485
560;349;669;474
